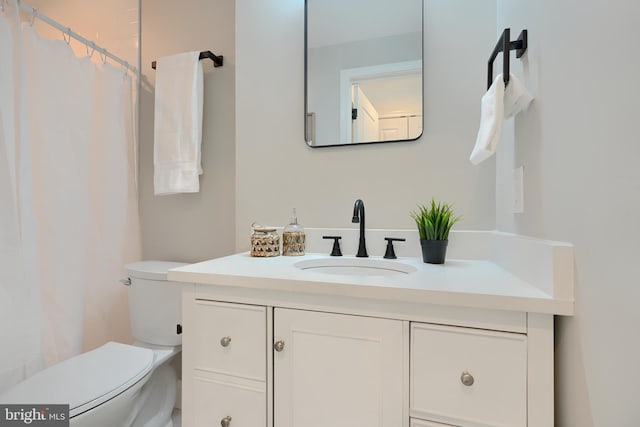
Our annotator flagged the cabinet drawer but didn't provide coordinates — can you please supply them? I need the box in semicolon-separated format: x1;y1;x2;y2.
193;300;266;381
194;375;266;427
410;323;527;427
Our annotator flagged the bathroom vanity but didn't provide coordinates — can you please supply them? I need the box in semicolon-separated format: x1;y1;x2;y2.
169;230;574;427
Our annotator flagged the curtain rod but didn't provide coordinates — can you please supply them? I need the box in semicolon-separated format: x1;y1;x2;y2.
8;0;138;74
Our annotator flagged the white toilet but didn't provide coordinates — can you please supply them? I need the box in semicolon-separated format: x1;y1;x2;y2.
0;261;186;427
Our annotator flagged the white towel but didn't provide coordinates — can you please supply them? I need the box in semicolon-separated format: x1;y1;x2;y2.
153;51;203;195
503;73;533;118
470;74;505;165
470;73;533;165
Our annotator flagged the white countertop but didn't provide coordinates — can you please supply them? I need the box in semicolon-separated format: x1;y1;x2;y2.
168;244;574;315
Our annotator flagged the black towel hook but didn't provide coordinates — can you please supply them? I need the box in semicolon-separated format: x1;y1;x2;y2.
487;28;528;89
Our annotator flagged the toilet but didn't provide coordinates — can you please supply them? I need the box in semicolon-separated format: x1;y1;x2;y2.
0;261;186;427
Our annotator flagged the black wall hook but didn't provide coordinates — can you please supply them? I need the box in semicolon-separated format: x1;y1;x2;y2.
487;28;527;89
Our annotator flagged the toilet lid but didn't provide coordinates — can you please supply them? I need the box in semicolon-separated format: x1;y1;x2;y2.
125;260;188;281
0;342;154;417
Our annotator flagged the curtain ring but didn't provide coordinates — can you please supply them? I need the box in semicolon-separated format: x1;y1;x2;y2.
62;29;71;44
99;49;107;64
86;42;95;58
30;8;37;26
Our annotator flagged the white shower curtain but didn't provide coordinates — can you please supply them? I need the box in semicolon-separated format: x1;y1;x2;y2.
0;4;141;392
0;4;43;392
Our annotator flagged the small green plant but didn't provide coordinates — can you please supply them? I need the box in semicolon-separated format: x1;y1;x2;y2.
411;199;461;241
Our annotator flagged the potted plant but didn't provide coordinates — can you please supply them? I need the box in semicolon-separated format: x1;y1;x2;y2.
411;199;460;264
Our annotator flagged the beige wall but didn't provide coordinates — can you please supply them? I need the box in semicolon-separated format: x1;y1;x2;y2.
139;0;236;263
235;0;497;253
27;0;139;67
495;0;640;424
138;0;640;423
139;0;497;259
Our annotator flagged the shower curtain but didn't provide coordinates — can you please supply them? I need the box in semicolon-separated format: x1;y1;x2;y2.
0;4;141;392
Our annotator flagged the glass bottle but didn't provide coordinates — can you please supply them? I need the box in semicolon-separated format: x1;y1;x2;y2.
282;208;305;256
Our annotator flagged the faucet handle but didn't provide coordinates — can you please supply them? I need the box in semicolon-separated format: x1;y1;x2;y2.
322;236;343;256
383;237;406;259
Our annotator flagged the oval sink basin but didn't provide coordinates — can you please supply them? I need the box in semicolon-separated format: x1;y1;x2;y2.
294;258;417;277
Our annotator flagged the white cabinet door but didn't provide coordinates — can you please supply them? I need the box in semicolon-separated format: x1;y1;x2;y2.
274;308;405;427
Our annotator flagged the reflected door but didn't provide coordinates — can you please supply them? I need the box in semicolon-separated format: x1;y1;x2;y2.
379;114;423;141
352;84;379;143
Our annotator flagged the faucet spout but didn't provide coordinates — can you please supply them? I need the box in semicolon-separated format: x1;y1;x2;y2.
352;199;368;257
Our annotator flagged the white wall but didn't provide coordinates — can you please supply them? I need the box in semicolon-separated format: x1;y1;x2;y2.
140;0;236;263
235;0;496;253
495;0;640;424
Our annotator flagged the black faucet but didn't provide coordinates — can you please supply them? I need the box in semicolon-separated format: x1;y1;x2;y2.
352;199;368;257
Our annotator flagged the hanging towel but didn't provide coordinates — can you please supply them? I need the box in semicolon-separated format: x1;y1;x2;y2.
503;73;533;118
470;73;533;165
470;74;505;165
153;51;203;195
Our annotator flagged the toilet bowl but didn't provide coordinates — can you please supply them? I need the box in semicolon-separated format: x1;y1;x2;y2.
0;261;186;427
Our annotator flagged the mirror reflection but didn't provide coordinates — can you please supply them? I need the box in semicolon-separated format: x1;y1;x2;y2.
305;0;423;147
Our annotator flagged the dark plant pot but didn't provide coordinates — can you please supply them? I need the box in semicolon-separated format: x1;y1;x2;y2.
420;239;448;264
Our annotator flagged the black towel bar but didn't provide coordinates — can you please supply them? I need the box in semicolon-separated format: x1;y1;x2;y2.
151;50;224;70
487;29;527;89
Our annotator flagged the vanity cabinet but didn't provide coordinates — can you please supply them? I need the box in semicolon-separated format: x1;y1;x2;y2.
182;291;547;427
174;234;570;427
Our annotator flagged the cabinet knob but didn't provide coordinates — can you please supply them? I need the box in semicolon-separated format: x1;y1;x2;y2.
274;340;285;352
460;371;475;386
220;416;232;427
220;336;232;347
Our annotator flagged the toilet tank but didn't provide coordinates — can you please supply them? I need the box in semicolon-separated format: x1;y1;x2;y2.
125;261;187;346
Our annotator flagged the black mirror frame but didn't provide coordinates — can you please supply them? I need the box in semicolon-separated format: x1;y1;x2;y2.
304;0;425;148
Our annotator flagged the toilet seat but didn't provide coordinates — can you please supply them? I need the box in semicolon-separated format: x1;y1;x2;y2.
0;342;154;418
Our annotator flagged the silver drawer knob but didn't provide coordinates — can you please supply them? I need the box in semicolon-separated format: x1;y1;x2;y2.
221;416;232;427
220;336;232;347
274;340;285;352
461;371;474;386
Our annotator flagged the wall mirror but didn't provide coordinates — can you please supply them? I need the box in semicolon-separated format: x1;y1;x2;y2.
305;0;423;147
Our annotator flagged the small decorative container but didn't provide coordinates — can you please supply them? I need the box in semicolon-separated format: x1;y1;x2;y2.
282;208;305;256
251;224;280;257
